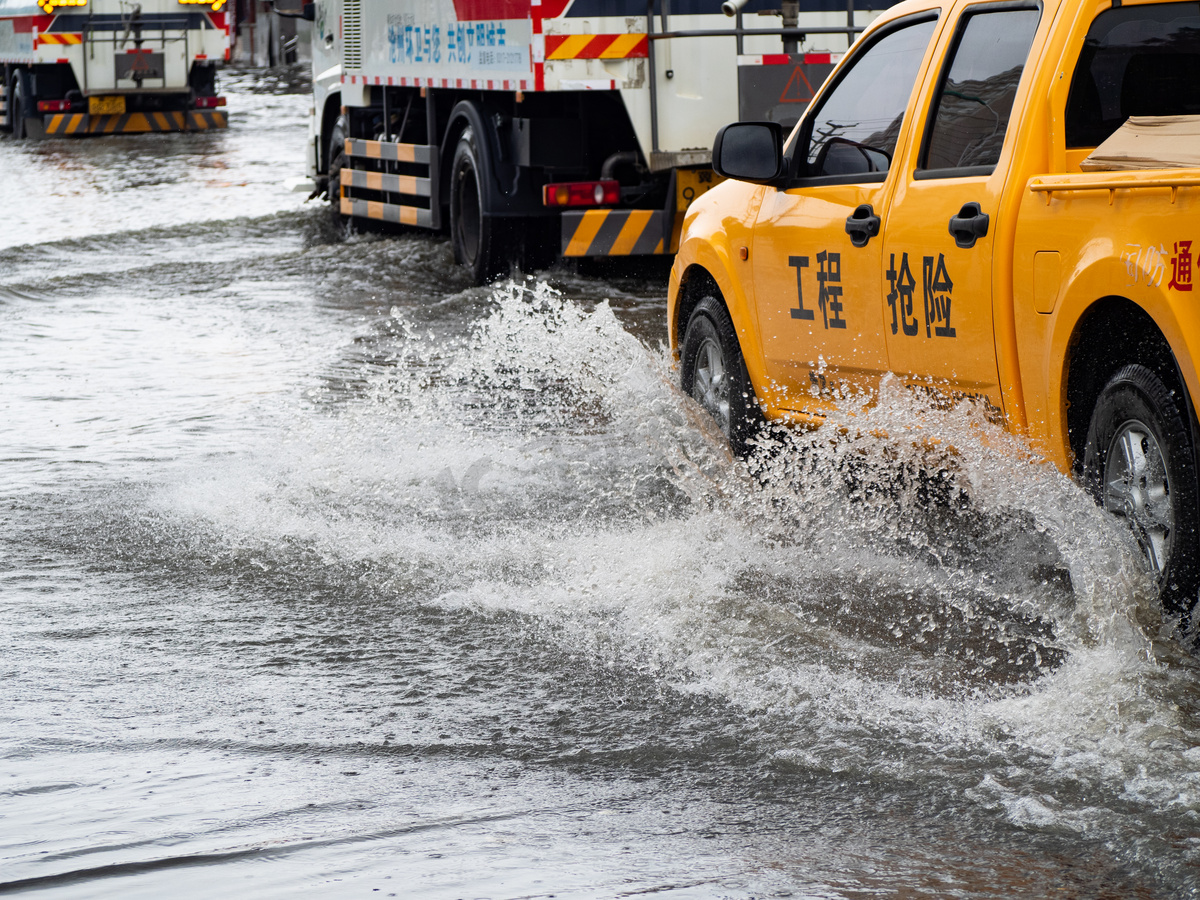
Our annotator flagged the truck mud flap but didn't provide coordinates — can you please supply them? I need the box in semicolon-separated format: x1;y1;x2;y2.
560;208;673;257
42;111;227;135
0;83;6;130
340;138;439;230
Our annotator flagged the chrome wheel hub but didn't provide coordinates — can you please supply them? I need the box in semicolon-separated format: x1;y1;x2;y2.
1103;420;1173;573
692;336;730;436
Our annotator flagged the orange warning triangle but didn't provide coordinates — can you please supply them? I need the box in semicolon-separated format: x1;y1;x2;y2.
779;66;816;103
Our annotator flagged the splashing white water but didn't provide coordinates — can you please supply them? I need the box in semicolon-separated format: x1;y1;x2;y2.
159;280;1200;870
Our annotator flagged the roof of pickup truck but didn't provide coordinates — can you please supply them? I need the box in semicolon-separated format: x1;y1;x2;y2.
869;0;945;24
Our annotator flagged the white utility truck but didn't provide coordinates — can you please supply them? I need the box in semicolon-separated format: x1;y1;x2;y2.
1;0;229;137
278;0;887;282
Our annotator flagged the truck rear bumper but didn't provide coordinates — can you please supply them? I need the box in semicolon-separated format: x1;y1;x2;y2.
42;110;227;136
560;208;678;257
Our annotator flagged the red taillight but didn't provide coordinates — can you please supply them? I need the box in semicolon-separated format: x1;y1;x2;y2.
194;96;226;109
542;180;620;208
37;99;72;112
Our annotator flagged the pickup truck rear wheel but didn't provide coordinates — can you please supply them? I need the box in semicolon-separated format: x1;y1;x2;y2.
680;295;762;456
1084;363;1200;625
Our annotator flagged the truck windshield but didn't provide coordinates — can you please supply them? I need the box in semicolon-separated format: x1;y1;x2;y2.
1066;1;1200;148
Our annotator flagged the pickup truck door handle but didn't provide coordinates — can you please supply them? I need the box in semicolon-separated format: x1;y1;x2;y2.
949;202;990;249
844;204;881;248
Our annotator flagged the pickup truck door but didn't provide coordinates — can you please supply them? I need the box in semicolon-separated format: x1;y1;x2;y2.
880;4;1043;411
749;13;940;413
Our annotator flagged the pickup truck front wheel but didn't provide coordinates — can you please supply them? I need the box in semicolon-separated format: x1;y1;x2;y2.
680;295;762;456
1084;364;1200;625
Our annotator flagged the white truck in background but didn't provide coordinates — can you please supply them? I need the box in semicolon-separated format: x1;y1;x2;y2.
277;0;891;283
0;0;229;138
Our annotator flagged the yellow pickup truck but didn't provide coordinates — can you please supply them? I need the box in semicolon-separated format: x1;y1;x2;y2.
668;0;1200;633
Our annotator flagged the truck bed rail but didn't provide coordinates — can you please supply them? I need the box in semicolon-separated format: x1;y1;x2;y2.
1030;173;1200;204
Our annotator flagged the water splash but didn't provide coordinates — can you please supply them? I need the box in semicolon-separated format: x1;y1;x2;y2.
154;279;1200;886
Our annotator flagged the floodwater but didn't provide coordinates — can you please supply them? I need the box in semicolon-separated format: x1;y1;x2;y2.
2;68;1199;899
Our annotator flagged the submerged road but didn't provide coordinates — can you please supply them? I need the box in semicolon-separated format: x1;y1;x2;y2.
1;68;1199;898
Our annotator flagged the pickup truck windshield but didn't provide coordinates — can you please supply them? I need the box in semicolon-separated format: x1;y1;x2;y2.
1066;1;1200;147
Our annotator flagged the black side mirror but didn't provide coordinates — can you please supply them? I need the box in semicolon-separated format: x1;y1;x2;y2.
712;122;785;184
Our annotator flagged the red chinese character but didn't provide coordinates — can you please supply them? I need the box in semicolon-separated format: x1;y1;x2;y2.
1169;240;1193;291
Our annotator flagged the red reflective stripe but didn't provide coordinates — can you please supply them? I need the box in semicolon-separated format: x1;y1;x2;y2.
750;52;836;66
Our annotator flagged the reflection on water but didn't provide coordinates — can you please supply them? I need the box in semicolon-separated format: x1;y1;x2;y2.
0;68;311;253
2;69;1199;900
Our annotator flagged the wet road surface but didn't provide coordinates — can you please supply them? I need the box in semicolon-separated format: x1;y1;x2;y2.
2;67;1200;898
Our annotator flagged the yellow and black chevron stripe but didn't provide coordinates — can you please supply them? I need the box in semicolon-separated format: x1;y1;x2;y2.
545;34;649;60
38;33;83;45
43;110;227;135
561;209;671;257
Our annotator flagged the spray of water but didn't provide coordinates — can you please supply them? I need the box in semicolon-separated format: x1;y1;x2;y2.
158;280;1199;876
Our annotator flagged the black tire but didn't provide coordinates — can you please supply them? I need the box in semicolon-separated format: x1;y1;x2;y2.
1083;363;1200;626
327;119;346;217
680;294;763;456
10;71;28;140
449;126;505;285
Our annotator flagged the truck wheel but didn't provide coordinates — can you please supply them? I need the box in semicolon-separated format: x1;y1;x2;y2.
10;72;28;140
1083;363;1200;625
680;294;762;456
327;120;346;217
450;126;505;284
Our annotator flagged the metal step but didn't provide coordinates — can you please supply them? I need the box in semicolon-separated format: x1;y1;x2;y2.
342;168;430;197
345;138;432;165
339;197;435;228
341;138;439;230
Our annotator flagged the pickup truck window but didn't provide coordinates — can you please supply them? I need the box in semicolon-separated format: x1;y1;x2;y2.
799;15;938;182
920;6;1041;175
1066;1;1200;148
